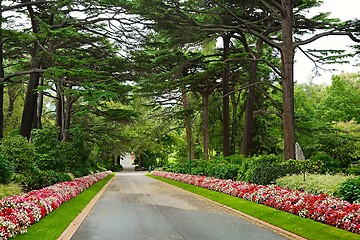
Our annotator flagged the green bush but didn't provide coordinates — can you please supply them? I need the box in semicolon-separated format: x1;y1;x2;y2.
191;161;208;175
211;154;246;165
279;159;324;175
337;176;360;203
346;164;360;175
0;134;36;173
0;155;15;184
237;154;282;184
205;162;240;180
276;173;351;196
19;166;73;190
311;153;341;173
32;126;92;173
252;163;283;185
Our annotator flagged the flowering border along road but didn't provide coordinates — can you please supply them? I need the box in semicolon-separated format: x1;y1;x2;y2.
152;172;360;234
0;172;111;240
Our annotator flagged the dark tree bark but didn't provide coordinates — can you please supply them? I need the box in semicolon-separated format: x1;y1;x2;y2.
19;1;42;140
34;76;43;129
281;0;295;160
0;3;4;139
182;90;195;160
241;60;258;156
62;93;73;142
56;83;63;140
20;56;41;139
222;34;231;157
201;91;209;160
0;58;3;140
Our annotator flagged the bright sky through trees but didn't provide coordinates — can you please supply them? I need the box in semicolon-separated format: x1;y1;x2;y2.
294;0;359;84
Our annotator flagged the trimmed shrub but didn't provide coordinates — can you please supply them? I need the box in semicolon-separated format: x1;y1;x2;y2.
279;159;324;175
337;176;360;203
19;166;73;190
205;162;240;180
237;154;282;184
252;163;283;185
0;155;15;184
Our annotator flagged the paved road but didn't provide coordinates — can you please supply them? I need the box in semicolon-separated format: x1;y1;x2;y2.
71;158;291;240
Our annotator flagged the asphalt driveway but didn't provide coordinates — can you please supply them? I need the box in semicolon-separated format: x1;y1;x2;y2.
69;168;297;240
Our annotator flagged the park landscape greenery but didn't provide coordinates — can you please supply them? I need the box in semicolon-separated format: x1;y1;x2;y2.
0;0;359;238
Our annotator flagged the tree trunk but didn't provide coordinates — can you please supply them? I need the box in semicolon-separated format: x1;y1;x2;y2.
20;1;42;140
0;62;3;140
0;7;4;139
281;0;295;160
230;91;239;155
56;83;63;140
222;34;231;157
201;91;209;160
182;90;195;160
62;95;73;142
241;60;258;156
20;56;41;139
34;76;44;129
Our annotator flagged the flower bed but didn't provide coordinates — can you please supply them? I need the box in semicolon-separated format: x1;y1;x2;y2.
0;172;110;240
153;171;360;234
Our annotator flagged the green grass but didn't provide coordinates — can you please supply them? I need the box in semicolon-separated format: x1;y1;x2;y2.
14;173;115;240
149;175;360;240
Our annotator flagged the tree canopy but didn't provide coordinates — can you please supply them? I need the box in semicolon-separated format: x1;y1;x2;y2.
0;0;359;174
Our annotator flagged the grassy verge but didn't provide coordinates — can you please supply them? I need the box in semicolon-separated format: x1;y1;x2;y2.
149;175;359;240
14;173;115;240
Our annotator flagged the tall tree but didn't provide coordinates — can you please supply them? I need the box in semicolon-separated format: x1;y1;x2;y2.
0;0;4;139
199;0;359;159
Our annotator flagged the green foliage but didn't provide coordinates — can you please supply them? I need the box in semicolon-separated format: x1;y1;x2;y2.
237;154;282;184
337;176;360;203
295;76;360;166
0;183;23;200
276;174;351;196
311;153;341;173
0;154;15;184
32;126;94;175
205;162;241;180
346;165;360;175
0;134;36;173
316;131;357;168
279;159;324;175
19;165;73;191
320;75;360;123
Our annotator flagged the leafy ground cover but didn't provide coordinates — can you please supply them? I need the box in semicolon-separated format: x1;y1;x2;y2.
0;184;22;200
152;172;360;238
276;173;352;196
0;172;112;240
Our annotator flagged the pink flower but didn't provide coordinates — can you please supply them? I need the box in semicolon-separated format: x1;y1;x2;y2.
0;172;110;240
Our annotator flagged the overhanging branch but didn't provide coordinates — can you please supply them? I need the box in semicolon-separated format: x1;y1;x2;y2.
0;69;45;83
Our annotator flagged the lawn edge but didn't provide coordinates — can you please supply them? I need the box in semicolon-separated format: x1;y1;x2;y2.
148;174;306;240
57;172;116;240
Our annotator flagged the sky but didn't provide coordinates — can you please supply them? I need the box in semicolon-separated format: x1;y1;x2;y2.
294;0;360;85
